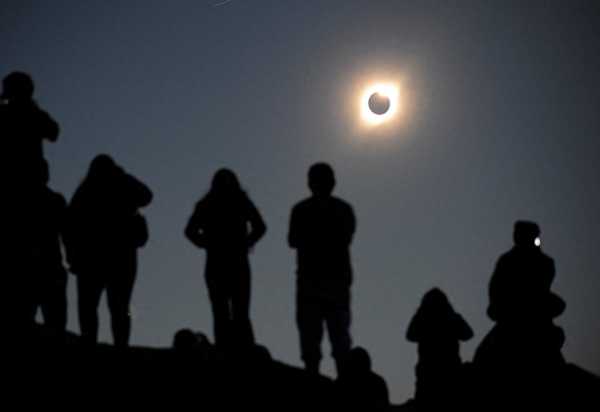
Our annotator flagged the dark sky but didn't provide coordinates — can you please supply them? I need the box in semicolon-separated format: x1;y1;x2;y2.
2;0;599;402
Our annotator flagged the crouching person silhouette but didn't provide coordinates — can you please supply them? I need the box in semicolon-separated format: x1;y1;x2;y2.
407;288;473;409
185;169;266;350
288;163;356;375
64;155;152;347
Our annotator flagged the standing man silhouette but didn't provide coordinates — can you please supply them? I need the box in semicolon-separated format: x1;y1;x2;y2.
288;163;356;375
1;72;59;331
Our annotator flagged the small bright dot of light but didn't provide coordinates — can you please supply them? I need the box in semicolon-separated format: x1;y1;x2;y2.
535;237;541;247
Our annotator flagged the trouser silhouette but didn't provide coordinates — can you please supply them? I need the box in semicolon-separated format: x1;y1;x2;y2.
27;273;67;332
206;266;254;348
296;287;352;372
77;267;136;347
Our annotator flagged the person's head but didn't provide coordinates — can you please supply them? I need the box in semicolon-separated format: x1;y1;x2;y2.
340;347;372;376
419;287;453;317
88;154;117;179
210;168;242;196
1;72;34;102
308;162;335;197
513;220;541;248
172;328;198;351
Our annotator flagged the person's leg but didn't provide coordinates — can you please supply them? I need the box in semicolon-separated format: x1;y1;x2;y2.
41;274;67;333
77;274;104;345
325;290;352;376
297;293;324;374
106;266;136;348
207;277;232;349
231;264;254;348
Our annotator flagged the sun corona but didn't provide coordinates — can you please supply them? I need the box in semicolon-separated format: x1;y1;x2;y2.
360;83;400;126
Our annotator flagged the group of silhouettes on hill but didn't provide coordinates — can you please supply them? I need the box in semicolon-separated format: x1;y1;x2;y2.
2;72;574;409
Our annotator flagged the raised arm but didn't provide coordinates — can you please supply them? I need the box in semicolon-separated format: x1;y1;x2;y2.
36;107;60;142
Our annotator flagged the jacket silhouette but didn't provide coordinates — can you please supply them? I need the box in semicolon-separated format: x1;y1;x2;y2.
288;162;355;374
64;154;152;346
185;168;266;349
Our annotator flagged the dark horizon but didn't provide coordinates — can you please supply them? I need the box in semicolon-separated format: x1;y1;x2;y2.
2;0;599;402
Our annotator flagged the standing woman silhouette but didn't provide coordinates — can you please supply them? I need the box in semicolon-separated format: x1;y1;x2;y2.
185;169;266;349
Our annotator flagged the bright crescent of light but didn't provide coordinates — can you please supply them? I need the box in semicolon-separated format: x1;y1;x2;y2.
361;83;399;126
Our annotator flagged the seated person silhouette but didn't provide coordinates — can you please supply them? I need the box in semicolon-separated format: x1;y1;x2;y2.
64;154;152;347
474;221;566;377
185;169;266;350
334;346;389;410
488;221;565;324
288;163;356;375
23;160;68;334
406;288;473;406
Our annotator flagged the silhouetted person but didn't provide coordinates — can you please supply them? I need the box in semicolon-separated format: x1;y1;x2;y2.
407;288;473;408
473;221;567;410
477;221;565;365
488;221;565;324
24;160;68;333
1;72;60;332
185;169;266;349
0;72;59;189
334;347;389;410
64;155;152;347
288;163;355;375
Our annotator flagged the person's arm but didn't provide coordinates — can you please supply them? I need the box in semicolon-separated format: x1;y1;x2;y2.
132;213;149;248
342;203;356;246
406;310;422;342
288;205;300;249
487;257;505;321
246;200;266;250
62;193;82;273
184;203;207;249
36;107;59;142
124;173;153;208
455;313;474;341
